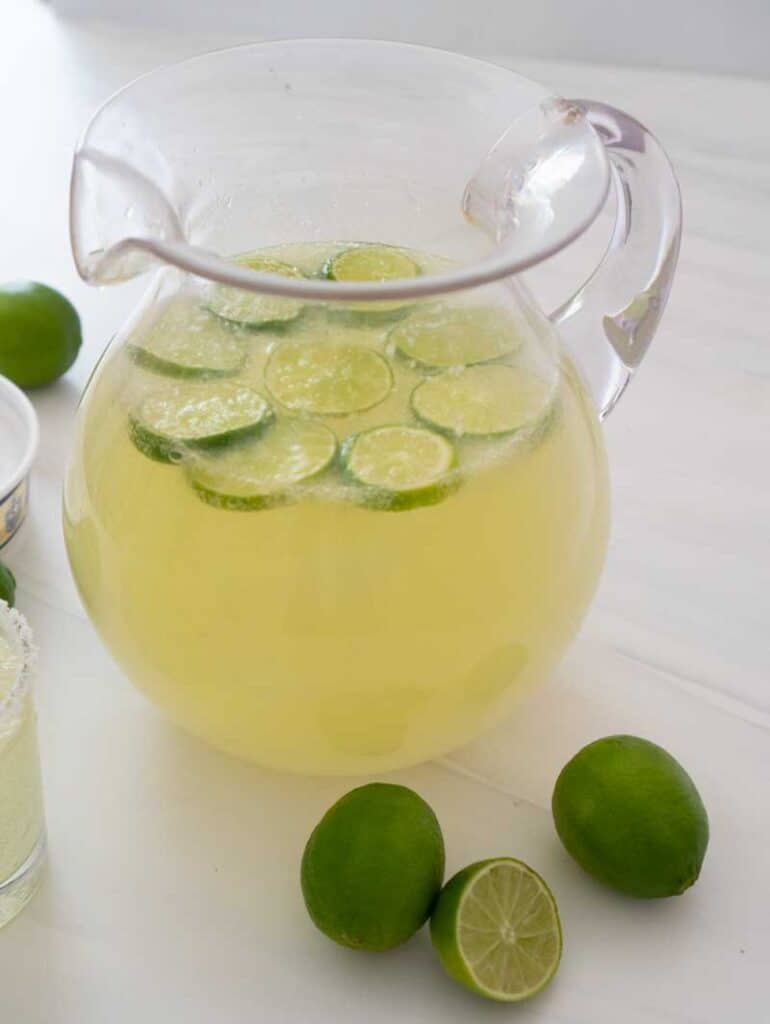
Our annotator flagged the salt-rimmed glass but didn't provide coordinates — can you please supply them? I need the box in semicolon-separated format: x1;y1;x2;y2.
0;601;45;927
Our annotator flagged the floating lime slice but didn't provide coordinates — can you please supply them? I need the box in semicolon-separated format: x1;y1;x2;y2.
265;341;393;416
129;305;246;379
390;306;522;369
430;858;562;1003
188;418;337;510
208;255;305;329
323;245;421;323
342;425;457;511
412;364;555;437
323;245;422;284
130;383;273;463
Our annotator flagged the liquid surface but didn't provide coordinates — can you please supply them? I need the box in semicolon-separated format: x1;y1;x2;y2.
64;242;610;773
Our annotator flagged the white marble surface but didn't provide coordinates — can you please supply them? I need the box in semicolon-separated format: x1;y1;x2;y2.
1;2;769;1020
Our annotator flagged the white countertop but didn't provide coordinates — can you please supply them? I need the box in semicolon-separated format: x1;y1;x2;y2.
1;3;769;1020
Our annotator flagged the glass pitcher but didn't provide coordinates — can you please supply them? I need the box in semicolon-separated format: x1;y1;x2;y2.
63;40;680;774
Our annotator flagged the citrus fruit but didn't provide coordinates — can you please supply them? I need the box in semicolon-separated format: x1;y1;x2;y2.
430;858;562;1002
0;564;15;607
0;282;81;388
301;782;445;950
552;734;709;898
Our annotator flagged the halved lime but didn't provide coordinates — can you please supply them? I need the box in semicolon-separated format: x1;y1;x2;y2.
342;425;457;511
265;341;393;416
412;364;555;438
130;383;272;463
430;858;562;1003
188;418;337;510
390;306;522;370
208;254;305;329
129;305;246;379
323;245;421;323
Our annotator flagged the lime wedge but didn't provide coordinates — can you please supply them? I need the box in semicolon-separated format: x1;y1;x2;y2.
412;364;555;438
129;304;246;379
130;383;272;463
323;245;421;323
430;858;562;1003
265;341;393;416
390;306;522;369
342;425;457;510
188;418;337;510
324;245;421;283
208;255;305;329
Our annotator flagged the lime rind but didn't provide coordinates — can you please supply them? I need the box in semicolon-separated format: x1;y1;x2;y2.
265;341;393;416
431;858;562;1003
187;418;337;510
412;364;557;439
129;306;246;379
208;255;306;329
129;384;273;463
341;425;458;511
390;306;523;370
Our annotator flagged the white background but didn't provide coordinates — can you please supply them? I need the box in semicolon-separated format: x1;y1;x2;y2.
1;1;769;1021
50;0;770;76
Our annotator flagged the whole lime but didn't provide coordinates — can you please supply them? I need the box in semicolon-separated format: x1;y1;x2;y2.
0;563;15;606
301;782;445;950
552;734;709;898
0;281;81;388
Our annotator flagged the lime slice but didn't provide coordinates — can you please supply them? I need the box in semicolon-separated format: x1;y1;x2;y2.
188;418;337;510
265;341;393;416
129;305;246;379
323;245;421;284
430;858;562;1003
323;245;421;323
390;306;522;369
208;255;305;329
342;425;457;511
130;383;272;463
412;364;555;438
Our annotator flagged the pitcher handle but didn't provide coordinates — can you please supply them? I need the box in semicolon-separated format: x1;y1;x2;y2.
550;101;682;419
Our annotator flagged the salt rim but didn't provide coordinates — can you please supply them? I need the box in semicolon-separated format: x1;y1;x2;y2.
0;601;37;727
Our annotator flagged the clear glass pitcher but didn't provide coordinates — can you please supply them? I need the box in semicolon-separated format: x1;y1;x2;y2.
63;40;681;774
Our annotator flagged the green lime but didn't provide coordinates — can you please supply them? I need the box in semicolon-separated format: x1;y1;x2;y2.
552;735;709;898
413;364;556;438
301;783;445;951
0;282;81;388
208;254;305;329
265;340;392;416
324;245;421;284
390;306;522;370
323;245;421;323
342;425;457;511
188;418;337;510
0;563;16;607
129;303;246;379
430;858;562;1003
130;383;273;463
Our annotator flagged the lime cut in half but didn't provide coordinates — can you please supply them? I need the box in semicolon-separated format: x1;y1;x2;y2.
390;305;522;370
265;340;393;416
188;418;337;510
129;305;246;379
430;858;562;1003
342;425;457;511
208;255;306;329
130;383;273;463
412;364;556;438
323;245;421;323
